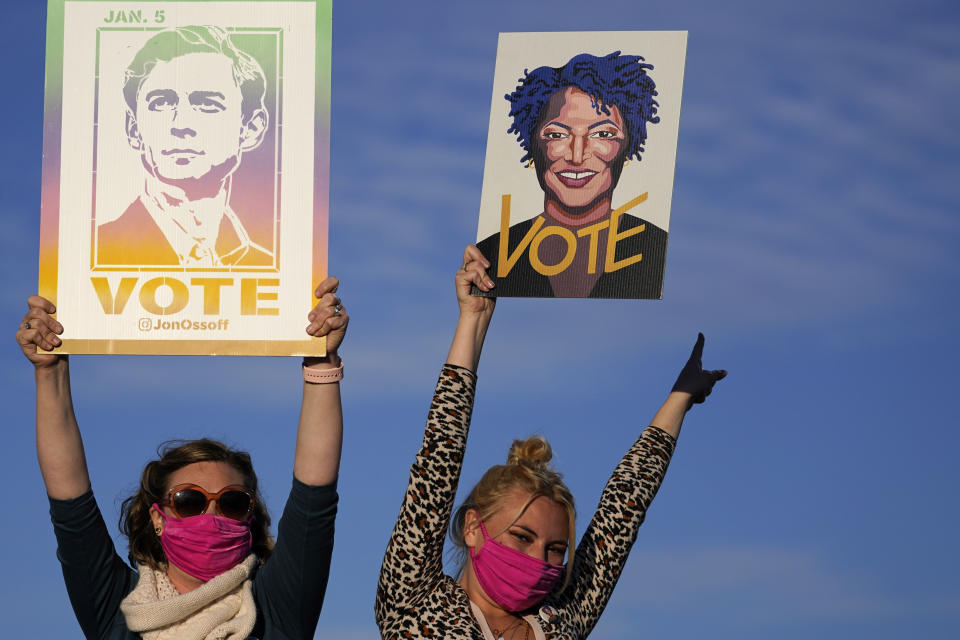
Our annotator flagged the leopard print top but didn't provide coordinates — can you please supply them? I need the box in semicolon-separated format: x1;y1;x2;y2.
375;365;677;639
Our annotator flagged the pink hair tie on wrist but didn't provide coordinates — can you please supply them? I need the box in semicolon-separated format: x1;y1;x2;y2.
303;360;344;384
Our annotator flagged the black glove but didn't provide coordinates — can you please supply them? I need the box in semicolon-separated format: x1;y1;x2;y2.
671;333;727;407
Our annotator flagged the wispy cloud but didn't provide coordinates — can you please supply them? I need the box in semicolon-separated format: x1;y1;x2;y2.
618;544;960;622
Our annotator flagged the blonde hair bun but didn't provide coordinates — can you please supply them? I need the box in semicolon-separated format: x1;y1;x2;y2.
506;435;553;470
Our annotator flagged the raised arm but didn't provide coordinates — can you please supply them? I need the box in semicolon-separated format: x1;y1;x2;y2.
18;297;134;639
295;276;348;486
16;296;89;500
556;334;726;638
246;278;348;639
375;247;495;631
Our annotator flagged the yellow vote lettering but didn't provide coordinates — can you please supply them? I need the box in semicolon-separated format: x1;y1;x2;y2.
495;192;650;277
497;195;545;278
191;278;233;315
604;193;649;273
528;225;577;276
576;219;609;275
139;277;189;315
497;193;543;278
89;276;279;316
90;277;137;314
241;278;280;316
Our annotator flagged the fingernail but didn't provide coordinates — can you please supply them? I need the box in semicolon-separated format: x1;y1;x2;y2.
53;337;61;346
485;279;494;288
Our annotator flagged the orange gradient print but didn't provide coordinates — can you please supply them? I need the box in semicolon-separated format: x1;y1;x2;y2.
93;26;281;270
39;0;331;357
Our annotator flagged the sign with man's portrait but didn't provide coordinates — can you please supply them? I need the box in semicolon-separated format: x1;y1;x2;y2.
474;32;687;299
39;0;331;355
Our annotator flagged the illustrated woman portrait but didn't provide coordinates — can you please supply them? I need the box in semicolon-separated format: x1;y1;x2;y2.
476;52;667;299
97;25;274;268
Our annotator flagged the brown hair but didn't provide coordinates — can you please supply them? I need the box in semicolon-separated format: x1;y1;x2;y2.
450;435;577;589
119;438;273;570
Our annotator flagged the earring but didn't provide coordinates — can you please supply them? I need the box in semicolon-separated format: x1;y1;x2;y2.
623;157;630;167
526;159;535;169
155;526;162;536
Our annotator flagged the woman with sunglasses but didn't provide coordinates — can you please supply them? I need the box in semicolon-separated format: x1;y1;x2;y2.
375;246;726;639
16;277;348;640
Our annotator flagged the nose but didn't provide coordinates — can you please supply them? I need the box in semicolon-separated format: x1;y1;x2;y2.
570;134;585;165
170;107;197;139
170;124;197;139
171;126;196;139
526;542;550;563
203;498;217;515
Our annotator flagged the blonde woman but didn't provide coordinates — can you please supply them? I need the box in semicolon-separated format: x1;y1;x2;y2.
376;246;726;639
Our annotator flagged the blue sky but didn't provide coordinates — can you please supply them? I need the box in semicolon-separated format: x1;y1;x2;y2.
2;0;959;638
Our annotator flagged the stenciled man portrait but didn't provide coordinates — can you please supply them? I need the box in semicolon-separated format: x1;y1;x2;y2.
96;25;274;267
477;52;668;298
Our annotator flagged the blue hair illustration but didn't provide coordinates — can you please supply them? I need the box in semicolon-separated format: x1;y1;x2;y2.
505;52;660;165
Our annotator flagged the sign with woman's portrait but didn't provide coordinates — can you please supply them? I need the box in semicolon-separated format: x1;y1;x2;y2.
475;32;687;299
39;0;331;355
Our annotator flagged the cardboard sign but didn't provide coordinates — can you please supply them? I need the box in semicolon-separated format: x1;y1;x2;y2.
475;32;687;299
39;0;331;355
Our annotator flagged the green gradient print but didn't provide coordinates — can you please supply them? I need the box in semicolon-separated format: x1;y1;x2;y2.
39;0;66;301
93;25;282;269
41;0;332;356
312;0;332;286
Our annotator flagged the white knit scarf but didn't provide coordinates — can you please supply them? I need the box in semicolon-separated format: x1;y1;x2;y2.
120;554;258;640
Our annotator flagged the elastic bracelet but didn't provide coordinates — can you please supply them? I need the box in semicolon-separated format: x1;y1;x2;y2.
303;360;344;384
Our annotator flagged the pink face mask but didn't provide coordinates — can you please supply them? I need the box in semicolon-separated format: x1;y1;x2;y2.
152;504;252;581
469;521;564;612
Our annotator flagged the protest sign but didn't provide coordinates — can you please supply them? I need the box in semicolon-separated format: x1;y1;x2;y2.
39;0;330;354
475;32;687;299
